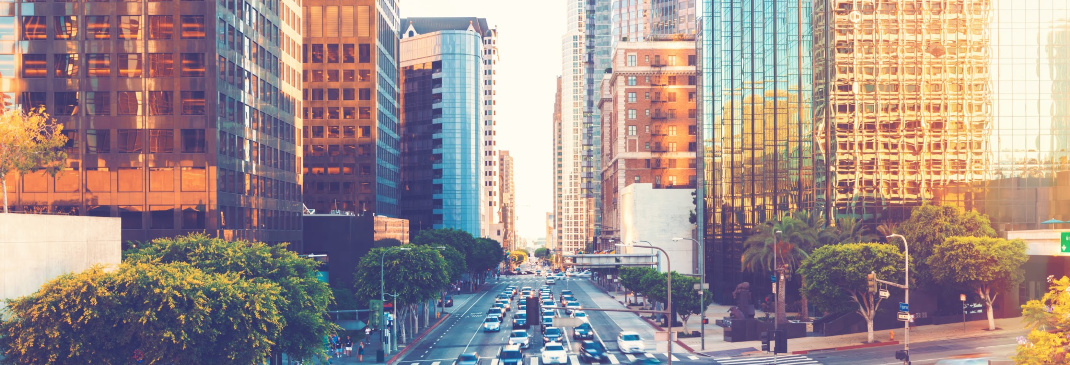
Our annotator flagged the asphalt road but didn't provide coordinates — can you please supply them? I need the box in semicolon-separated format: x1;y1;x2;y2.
810;332;1020;365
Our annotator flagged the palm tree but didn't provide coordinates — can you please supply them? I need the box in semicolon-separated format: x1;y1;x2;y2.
741;211;820;322
820;217;880;245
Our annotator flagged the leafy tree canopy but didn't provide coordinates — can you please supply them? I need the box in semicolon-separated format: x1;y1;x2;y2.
0;107;67;213
799;242;904;342
1018;276;1070;364
374;238;403;248
534;247;549;258
895;203;995;287
929;236;1027;330
352;245;450;306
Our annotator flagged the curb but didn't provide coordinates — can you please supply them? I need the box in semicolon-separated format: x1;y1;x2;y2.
386;313;451;365
792;340;899;355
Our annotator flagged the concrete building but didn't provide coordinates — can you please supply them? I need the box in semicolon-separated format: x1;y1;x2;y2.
2;0;305;245
480;28;501;241
616;183;695;274
301;0;402;217
551;76;562;255
398;18;488;237
302;213;408;290
1;214;121;309
500;150;517;250
600;40;697;247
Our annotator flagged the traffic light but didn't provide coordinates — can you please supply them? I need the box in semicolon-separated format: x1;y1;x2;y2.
773;330;787;354
759;332;770;352
895;349;909;361
867;272;877;294
369;299;383;329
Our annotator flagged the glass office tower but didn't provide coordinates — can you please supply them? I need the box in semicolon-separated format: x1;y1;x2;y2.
398;18;485;236
3;0;305;246
697;0;814;302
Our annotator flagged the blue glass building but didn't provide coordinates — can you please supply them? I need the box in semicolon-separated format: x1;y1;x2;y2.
398;18;486;236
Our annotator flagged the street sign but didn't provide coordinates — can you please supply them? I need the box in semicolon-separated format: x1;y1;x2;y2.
693;283;709;290
897;311;911;321
1062;232;1070;253
879;289;890;299
899;302;909;312
770;274;777;283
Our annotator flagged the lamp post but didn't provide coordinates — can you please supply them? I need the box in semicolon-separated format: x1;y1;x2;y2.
618;242;673;365
773;230;782;364
673;237;706;350
381;246;411;355
887;234;910;364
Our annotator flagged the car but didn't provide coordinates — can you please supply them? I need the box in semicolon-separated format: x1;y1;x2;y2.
493;302;507;312
578;340;608;363
566;302;581;314
454;353;480;365
572;311;589;323
540;342;568;365
542;300;555;308
546;278;556;285
542;327;563;343
535;270;542;276
513;313;528;328
497;299;511;311
488;307;505;319
617;331;644;354
561;290;573;297
438;295;454;307
499;345;524;365
630;359;661;365
541;315;554;329
572;322;594;340
484;315;502;332
508;330;531;348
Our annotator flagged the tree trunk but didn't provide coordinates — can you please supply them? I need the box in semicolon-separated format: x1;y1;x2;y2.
680;314;690;332
981;287;998;331
866;317;875;343
1;173;8;213
414;304;421;334
800;274;809;320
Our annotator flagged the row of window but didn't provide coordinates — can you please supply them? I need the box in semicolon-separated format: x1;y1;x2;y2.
218;94;297;145
304;143;373;157
303;163;374;175
303;125;373;139
306;181;373;195
19;15;206;41
17;53;204;79
218;169;300;203
625;108;697;120
21;91;204;116
302;44;372;64
19;167;207;193
219;131;296;172
625;91;697;103
303;88;372;101
625;125;698;136
624;54;697;67
64;128;205;154
301;106;372;120
303;69;372;83
624;75;697;86
219;206;302;231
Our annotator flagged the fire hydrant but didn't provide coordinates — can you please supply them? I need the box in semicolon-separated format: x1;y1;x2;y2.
890;330;894;341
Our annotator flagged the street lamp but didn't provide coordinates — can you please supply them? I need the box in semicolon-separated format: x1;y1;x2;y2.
887;233;910;364
618;242;674;365
773;230;782;364
672;237;706;350
381;246;411;355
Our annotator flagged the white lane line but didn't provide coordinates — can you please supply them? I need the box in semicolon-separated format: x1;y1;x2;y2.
529;357;539;365
668;354;678;361
687;355;698;360
625;354;636;362
431;362;440;365
644;353;654;358
607;354;620;364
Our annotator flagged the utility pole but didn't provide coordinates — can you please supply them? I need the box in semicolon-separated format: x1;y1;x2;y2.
886;234;910;364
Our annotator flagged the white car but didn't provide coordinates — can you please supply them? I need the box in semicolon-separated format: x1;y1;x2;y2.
483;316;502;332
616;331;644;354
540;342;568;364
572;311;589;323
508;330;530;348
546;278;556;285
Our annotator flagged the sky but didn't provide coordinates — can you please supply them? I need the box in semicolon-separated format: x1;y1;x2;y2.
400;0;565;242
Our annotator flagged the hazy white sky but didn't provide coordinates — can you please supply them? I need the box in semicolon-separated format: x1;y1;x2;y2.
400;0;565;241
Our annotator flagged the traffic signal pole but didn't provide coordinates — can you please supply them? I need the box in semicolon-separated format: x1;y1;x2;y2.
886;234;910;364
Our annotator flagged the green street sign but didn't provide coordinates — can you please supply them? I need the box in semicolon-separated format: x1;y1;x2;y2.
1062;232;1070;253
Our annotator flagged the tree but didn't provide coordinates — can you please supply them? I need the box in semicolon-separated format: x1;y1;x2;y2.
534;247;549;258
508;250;528;266
470;238;506;275
928;236;1027;330
799;243;904;343
0;107;68;213
618;267;656;305
741;210;820;322
631;271;714;332
896;203;996;288
124;234;335;362
1017;276;1070;364
0;263;284;365
374;238;403;247
352;246;449;343
438;245;467;283
819;217;880;246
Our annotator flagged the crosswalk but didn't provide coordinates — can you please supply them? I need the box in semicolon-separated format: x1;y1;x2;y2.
712;354;819;365
399;352;704;365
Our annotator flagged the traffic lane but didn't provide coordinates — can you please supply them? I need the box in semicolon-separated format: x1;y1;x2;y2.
467;279;541;360
557;278;627;353
397;281;512;363
811;332;1022;365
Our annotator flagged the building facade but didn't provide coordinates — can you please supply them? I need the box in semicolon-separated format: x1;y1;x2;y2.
3;0;305;245
550;76;562;254
499;150;517;250
611;0;697;46
698;0;814;302
301;0;401;217
480;28;501;240
600;41;697;243
398;18;486;236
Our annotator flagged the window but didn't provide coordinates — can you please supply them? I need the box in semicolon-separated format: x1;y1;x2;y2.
117;129;143;153
148;91;173;115
359;70;371;81
54;92;79;116
627;76;636;86
343;88;355;100
148;129;174;153
117;91;142;115
147;53;174;77
326;44;339;63
181;91;205;115
150;206;174;229
359;107;371;119
87;16;110;39
117;54;142;77
118;15;140;39
668;142;677;152
86;129;110;154
667;126;677;136
22;54;46;78
22;16;45;40
180;15;205;38
149;15;173;39
54;16;77;39
359;44;370;63
180;53;205;77
627;92;636;103
626;54;636;66
327;88;339;101
668;55;676;66
359;88;371;100
85;92;110;116
627;125;636;136
627;109;636;119
87;54;111;77
310;44;323;62
182;205;205;229
119;206;142;229
343;44;355;63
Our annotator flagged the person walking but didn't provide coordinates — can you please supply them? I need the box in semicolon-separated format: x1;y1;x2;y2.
358;339;366;361
364;327;371;344
344;336;353;357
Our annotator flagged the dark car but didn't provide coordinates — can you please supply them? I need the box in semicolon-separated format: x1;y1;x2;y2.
454;352;480;365
438;295;454;307
579;340;608;363
513;312;528;328
498;345;524;365
542;327;563;343
631;358;661;365
572;323;594;340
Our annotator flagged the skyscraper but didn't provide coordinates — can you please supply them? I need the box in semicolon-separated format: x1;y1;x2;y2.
481;28;502;241
500;150;516;250
611;0;697;46
3;0;305;246
697;0;814;302
301;0;401;217
398;17;488;236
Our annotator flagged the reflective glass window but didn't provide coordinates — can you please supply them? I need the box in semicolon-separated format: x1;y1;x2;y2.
119;206;142;228
343;88;355;100
117;91;142;115
148;53;173;77
343;107;355;119
181;91;205;115
21;16;44;40
327;88;339;101
359;88;371;100
148;15;173;39
87;16;109;39
311;44;323;62
85;92;110;116
359;107;370;119
326;44;339;63
54;92;79;116
343;44;355;63
359;70;371;81
0;17;15;41
86;129;110;153
117;53;142;77
182;205;205;228
180;15;205;38
148;129;173;153
54;54;78;77
118;15;140;39
0;54;12;77
148;91;173;115
326;69;338;82
181;129;205;153
180;53;205;77
342;70;354;82
359;43;370;63
87;54;110;77
20;92;44;110
21;54;45;78
150;206;174;229
117;129;143;153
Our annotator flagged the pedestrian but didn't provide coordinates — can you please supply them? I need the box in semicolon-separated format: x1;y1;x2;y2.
345;336;353;357
365;327;371;344
336;338;343;358
358;339;366;361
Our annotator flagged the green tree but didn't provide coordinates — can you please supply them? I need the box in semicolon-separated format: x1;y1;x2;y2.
534;247;549;258
896;203;996;288
352;246;449;342
928;236;1027;330
508;250;529;265
819;217;879;245
471;238;506;275
124;234;335;362
741;211;820;321
0;107;68;213
630;271;713;332
1017;276;1070;364
618;267;655;305
0;263;284;365
437;245;467;283
799;243;904;343
374;238;403;247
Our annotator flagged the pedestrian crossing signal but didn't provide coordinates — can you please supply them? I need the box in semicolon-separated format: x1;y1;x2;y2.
1061;232;1070;253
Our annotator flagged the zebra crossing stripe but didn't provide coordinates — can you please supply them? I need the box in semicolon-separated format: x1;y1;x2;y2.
607;354;620;364
625;354;636;362
570;355;580;365
668;354;678;361
431;362;440;365
687;356;699;360
489;359;500;365
529;357;539;365
712;355;818;365
644;353;655;358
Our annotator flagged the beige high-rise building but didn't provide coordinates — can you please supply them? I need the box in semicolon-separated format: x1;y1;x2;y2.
813;0;990;220
499;150;517;250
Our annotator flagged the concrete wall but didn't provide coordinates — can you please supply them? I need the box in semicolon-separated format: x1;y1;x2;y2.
0;214;121;307
619;183;697;274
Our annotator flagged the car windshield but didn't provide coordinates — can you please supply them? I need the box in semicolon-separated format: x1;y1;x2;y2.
460;354;478;361
485;317;500;323
546;328;561;335
517;313;526;318
578;324;591;330
622;334;641;341
584;342;604;351
511;331;526;337
545;345;565;352
502;351;522;359
575;312;586;317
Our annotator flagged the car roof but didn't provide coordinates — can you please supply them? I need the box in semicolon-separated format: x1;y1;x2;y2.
619;331;639;336
503;344;521;351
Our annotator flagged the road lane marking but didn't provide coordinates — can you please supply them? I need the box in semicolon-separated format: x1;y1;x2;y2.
668;354;678;361
687;355;698;360
529;357;539;365
607;354;620;364
569;355;580;365
644;353;654;358
625;354;635;362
